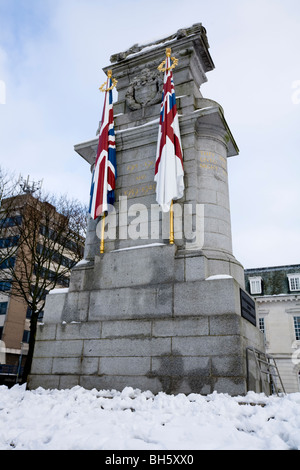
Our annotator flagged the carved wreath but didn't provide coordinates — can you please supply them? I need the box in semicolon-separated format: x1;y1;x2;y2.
125;68;163;110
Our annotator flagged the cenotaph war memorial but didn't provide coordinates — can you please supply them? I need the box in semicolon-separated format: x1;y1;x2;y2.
29;24;265;395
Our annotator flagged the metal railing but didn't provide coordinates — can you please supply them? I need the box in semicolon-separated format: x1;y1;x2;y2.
246;347;286;396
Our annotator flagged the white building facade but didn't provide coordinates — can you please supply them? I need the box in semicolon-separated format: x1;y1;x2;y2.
245;266;300;393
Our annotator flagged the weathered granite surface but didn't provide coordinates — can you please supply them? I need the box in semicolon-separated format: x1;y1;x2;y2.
29;24;265;395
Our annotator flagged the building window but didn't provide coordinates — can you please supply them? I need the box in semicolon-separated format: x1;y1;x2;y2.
259;317;265;334
0;281;12;292
0;236;19;248
26;307;44;321
34;265;70;287
36;243;76;268
249;276;262;295
38;311;44;322
0;327;3;340
0;215;22;228
22;330;30;343
0;302;8;316
294;317;300;341
26;306;32;319
0;257;15;270
288;274;300;292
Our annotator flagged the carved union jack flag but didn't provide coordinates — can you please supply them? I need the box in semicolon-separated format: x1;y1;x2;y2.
89;73;117;219
155;51;184;212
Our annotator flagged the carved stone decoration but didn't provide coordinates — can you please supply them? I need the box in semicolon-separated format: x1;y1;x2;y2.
125;68;163;110
110;23;207;64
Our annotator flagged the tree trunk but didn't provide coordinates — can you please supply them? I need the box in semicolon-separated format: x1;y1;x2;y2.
21;312;38;384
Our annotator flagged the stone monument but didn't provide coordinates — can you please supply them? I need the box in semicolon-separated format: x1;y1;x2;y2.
28;24;265;395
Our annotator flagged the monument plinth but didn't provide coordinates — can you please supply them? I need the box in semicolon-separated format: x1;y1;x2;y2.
29;24;265;395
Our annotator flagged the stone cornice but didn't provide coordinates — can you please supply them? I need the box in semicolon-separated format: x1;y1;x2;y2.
255;294;300;303
109;23;214;73
74;103;239;166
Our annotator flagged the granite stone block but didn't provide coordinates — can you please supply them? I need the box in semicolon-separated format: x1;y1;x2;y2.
152;318;209;337
28;375;60;390
36;324;57;341
34;340;83;358
56;322;101;341
30;357;53;375
100;357;151;376
174;278;240;316
172;335;241;357
83;337;171;358
101;320;151;338
52;357;82;375
88;284;173;321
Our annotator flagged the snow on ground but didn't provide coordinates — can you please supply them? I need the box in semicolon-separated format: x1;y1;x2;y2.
1;384;300;450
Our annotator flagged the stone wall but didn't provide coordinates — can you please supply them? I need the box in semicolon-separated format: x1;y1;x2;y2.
29;245;264;395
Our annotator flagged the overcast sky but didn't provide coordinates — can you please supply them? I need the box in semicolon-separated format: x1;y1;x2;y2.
0;0;299;269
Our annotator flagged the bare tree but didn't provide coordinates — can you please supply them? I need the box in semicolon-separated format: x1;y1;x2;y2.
0;188;87;382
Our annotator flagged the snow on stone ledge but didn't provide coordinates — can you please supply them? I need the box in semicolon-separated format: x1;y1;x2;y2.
49;288;69;295
75;259;90;267
112;243;165;253
205;274;233;280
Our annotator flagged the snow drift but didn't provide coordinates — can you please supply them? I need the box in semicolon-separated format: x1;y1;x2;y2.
1;385;300;450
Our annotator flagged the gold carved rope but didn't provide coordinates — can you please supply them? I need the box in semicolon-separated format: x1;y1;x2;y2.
99;70;118;92
157;48;178;73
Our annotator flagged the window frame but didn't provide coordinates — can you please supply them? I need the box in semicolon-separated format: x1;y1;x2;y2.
258;317;265;334
0;257;16;270
0;302;8;316
0;281;12;292
294;316;300;341
288;274;300;292
249;276;262;295
22;330;30;343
